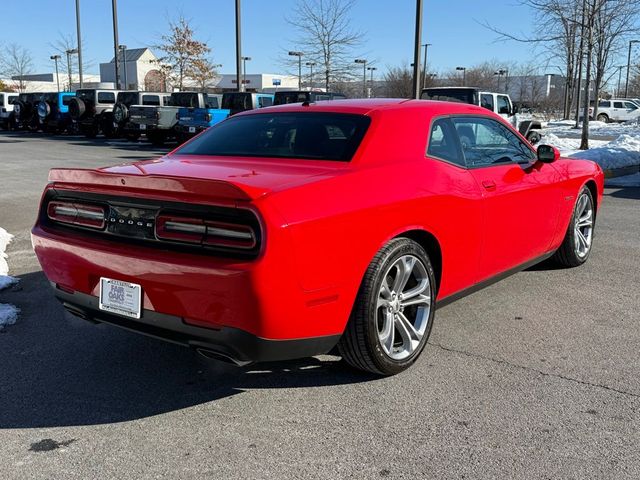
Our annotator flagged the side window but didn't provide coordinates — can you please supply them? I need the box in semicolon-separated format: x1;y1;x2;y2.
452;117;536;168
258;96;273;108
614;101;624;108
162;96;171;106
427;118;465;167
8;96;18;105
97;92;115;104
497;95;511;115
599;101;611;108
205;96;219;109
624;102;638;110
481;94;494;111
142;95;160;106
0;96;3;107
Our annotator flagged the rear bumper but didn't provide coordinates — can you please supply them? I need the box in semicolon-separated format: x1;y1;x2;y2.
54;285;340;364
175;124;206;135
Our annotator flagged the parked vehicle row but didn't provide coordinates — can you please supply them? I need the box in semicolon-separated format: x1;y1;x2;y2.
0;89;349;145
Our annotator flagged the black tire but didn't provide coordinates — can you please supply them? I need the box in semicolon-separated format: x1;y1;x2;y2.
338;238;436;375
552;186;595;268
596;113;608;123
113;102;129;124
100;113;117;138
526;130;542;144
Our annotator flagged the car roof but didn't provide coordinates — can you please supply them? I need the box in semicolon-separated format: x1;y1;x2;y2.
237;98;490;116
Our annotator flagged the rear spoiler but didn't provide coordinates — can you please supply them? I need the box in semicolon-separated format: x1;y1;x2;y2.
48;168;258;203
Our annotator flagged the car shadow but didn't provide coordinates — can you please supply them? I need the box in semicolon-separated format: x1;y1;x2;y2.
0;271;375;429
604;186;640;200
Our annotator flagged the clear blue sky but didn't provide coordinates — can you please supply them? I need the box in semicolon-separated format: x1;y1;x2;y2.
1;0;539;76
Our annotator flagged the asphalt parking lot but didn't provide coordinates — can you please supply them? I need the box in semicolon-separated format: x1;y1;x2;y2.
0;131;639;479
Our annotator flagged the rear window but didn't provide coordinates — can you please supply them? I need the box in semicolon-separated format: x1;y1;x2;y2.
171;93;200;108
222;93;252;110
76;90;96;103
258;96;273;108
8;95;18;105
98;92;115;104
421;88;478;105
274;92;310;105
205;95;219;109
142;94;160;106
176;112;371;162
117;92;139;106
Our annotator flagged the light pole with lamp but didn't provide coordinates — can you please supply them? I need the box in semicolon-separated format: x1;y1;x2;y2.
625;40;640;98
111;0;120;90
367;66;377;98
421;43;431;89
65;48;78;90
119;45;127;89
494;68;508;92
615;65;625;97
50;55;61;92
306;62;316;90
289;51;304;89
456;66;466;86
355;59;367;97
241;56;251;89
75;0;83;87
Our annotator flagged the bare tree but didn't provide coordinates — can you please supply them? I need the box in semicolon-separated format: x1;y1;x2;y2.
190;58;219;92
286;0;365;90
0;44;33;92
155;16;211;91
49;33;94;89
590;0;640;121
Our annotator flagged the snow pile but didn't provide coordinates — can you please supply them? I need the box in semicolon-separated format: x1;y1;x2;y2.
0;304;19;329
568;134;640;169
0;227;19;330
539;133;608;156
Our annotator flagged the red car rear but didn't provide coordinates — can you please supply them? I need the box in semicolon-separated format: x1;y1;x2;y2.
32;99;604;375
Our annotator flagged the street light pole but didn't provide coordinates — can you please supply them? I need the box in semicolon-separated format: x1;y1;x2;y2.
65;49;78;90
289;51;304;89
306;62;316;90
75;0;83;87
411;0;423;99
235;0;243;92
111;0;120;89
367;66;377;98
119;45;127;89
617;65;624;97
625;40;639;98
241;56;251;89
355;59;367;97
50;55;61;92
456;67;466;86
421;43;431;89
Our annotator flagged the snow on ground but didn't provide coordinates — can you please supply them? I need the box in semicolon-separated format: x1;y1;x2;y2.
0;227;19;329
0;304;19;329
605;172;640;187
540;120;640;171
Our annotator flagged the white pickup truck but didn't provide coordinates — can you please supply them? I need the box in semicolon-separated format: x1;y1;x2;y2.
0;92;19;130
421;87;543;144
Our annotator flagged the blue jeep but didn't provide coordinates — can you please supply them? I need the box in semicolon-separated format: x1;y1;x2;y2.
175;94;230;143
37;92;76;133
221;92;274;116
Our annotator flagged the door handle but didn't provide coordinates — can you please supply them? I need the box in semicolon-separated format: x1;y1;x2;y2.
482;180;497;191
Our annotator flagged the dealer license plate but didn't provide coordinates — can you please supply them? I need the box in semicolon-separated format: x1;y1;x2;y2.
99;278;142;319
188;126;196;133
139;123;146;130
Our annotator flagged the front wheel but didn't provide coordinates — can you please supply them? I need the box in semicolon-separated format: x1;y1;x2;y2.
552;186;595;267
338;238;436;375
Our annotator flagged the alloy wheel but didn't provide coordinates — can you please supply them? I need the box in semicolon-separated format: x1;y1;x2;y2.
376;255;431;360
574;192;594;258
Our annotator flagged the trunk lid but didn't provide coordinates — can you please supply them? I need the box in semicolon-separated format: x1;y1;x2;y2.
48;155;348;202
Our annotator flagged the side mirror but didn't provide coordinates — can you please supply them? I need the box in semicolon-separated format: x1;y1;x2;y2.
537;144;560;163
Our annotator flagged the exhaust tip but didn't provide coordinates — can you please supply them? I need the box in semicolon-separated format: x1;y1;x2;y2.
195;348;251;367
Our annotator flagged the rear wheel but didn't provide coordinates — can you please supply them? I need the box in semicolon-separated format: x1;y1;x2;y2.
596;113;609;123
526;130;541;144
338;238;436;375
552;186;595;267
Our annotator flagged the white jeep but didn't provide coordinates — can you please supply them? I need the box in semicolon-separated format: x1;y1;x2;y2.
0;92;20;130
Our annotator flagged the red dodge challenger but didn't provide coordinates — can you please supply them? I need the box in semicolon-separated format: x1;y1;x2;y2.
32;99;604;375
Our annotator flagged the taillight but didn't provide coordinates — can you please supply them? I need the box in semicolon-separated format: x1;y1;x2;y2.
204;113;211;122
156;110;161;120
175;112;180;120
47;201;106;229
156;215;256;250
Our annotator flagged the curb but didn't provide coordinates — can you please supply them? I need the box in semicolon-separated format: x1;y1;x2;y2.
602;165;640;178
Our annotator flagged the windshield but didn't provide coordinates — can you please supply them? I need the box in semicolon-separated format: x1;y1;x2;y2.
176;112;371;162
421;88;478;105
171;93;200;108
